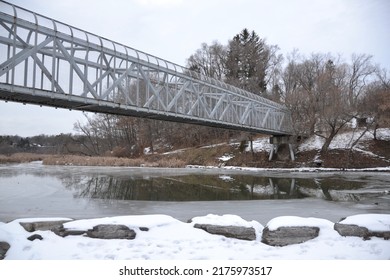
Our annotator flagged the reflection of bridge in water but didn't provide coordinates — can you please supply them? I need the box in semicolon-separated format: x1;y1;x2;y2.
67;174;373;202
66;175;307;201
0;1;292;136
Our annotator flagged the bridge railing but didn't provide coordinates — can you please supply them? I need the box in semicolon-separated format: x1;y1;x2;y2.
0;0;292;135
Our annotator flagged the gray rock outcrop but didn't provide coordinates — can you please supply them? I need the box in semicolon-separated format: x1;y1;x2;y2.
52;225;87;237
334;222;390;240
193;224;257;241
86;224;136;240
19;220;71;232
261;226;320;246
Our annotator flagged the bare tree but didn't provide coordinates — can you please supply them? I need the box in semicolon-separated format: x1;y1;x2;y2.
347;54;377;107
186;41;227;80
359;69;390;140
315;59;354;153
281;52;375;153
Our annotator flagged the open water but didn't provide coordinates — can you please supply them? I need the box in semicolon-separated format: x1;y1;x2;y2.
0;162;389;224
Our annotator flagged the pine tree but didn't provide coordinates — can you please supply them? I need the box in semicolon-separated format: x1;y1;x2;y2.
225;28;270;94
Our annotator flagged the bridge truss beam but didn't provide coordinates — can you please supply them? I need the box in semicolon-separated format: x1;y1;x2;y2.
0;1;292;135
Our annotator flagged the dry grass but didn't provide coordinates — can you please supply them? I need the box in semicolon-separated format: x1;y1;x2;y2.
175;144;233;166
0;153;49;164
43;155;142;167
0;141;262;168
42;154;187;168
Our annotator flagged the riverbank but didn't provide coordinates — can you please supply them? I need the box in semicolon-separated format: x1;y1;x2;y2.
1;128;389;169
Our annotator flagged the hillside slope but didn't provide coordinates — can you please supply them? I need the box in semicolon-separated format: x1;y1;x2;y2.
153;128;390;169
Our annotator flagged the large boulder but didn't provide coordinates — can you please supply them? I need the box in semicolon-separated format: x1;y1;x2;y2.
261;226;320;246
193;224;256;241
333;223;370;239
0;242;10;260
86;224;136;240
19;220;72;232
334;214;390;240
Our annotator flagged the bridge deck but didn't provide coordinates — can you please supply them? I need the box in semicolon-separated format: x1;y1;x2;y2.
0;1;292;135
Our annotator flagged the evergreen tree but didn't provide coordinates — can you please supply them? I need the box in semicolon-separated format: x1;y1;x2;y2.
225;28;270;94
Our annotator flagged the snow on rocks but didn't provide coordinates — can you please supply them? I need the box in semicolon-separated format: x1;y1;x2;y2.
19;219;72;232
334;214;390;240
262;216;334;246
190;214;263;241
1;214;390;259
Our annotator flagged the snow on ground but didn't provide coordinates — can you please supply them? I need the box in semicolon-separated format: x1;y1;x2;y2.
1;214;389;260
218;154;234;162
245;137;272;152
298;128;390;152
241;128;390;154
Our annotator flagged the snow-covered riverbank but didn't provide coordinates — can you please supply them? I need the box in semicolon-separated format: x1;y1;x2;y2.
1;213;389;260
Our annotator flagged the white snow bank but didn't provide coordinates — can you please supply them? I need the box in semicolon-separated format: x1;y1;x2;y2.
266;216;334;231
265;216;336;238
339;214;390;232
64;214;177;231
1;214;390;260
190;214;263;231
10;217;72;223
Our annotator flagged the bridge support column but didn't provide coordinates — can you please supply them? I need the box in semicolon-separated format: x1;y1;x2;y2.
269;135;295;161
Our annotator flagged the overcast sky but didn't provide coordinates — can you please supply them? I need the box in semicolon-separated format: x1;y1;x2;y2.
1;0;389;137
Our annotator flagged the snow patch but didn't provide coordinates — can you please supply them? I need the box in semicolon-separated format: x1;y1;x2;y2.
298;128;390;152
190;214;263;231
218;154;234;161
266;216;334;235
245;137;271;152
64;214;178;231
339;214;390;232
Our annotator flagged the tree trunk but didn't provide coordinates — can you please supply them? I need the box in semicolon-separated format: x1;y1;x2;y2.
320;130;337;154
373;124;379;140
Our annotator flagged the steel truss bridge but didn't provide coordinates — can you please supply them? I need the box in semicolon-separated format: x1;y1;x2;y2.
0;1;292;135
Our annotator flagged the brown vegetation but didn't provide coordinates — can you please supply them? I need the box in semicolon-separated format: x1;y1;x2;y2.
42;154;186;168
1;137;389;170
0;153;49;164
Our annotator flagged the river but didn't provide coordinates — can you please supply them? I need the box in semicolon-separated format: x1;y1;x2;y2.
0;162;389;224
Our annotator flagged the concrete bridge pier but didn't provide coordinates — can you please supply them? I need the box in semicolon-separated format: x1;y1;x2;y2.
269;135;295;161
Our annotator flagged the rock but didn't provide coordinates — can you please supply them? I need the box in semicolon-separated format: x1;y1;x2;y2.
86;224;136;240
261;226;320;246
0;242;10;260
52;225;87;238
27;234;43;241
334;223;390;240
193;224;256;241
19;220;71;232
334;223;370;238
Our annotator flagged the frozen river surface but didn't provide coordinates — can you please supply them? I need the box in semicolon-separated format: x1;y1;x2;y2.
0;162;389;224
